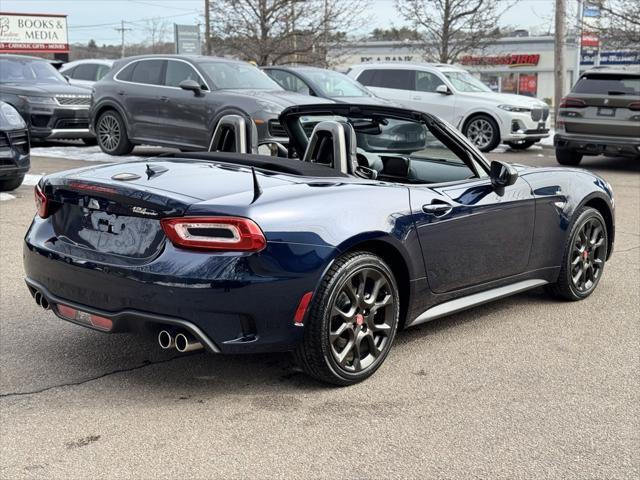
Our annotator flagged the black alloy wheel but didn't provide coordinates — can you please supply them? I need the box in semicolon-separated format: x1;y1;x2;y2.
96;110;134;156
547;207;608;300
295;252;400;385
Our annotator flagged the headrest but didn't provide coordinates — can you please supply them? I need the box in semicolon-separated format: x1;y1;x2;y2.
381;156;410;177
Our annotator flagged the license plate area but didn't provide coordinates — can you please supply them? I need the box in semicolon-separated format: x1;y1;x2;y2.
597;107;615;117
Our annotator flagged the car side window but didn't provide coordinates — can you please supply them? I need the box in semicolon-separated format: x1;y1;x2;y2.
116;62;136;81
268;70;310;95
165;60;203;88
358;69;414;91
415;71;441;93
73;64;98;81
96;64;111;81
130;60;165;85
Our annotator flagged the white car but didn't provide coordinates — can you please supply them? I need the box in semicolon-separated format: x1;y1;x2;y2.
59;59;114;88
348;63;550;152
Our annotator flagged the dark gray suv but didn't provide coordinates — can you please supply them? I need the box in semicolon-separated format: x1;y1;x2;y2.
89;55;333;155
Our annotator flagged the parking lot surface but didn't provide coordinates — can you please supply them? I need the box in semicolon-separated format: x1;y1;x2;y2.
1;146;638;479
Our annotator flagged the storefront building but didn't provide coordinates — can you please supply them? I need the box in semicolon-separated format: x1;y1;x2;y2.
334;36;639;105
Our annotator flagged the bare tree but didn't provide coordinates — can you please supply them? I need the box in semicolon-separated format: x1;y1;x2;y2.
144;18;170;53
208;0;367;66
597;0;640;49
395;0;509;63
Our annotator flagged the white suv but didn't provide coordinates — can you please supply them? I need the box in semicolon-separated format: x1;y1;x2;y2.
348;63;550;152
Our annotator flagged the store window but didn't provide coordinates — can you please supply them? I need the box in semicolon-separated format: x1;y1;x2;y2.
482;72;539;96
480;73;500;92
501;73;518;94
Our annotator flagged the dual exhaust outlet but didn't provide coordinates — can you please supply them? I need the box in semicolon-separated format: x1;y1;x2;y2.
33;291;50;310
158;329;203;353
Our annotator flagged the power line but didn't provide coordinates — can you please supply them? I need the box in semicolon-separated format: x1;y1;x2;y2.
69;11;198;30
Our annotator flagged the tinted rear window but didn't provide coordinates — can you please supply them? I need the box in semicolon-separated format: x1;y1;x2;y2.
73;64;98;81
573;74;640;96
357;69;414;90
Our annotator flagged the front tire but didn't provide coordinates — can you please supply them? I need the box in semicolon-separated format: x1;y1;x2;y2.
295;252;400;386
0;175;25;191
546;207;608;301
464;114;501;152
555;148;582;166
96;110;134;156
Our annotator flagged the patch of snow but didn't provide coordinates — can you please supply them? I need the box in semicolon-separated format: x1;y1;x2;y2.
0;192;16;201
22;174;43;186
30;145;156;162
539;128;555;147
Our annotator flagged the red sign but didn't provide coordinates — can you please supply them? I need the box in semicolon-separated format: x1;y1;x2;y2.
460;54;541;68
581;32;599;48
518;73;538;96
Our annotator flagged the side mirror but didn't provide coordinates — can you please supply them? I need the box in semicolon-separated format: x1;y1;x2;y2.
179;79;203;96
435;84;451;95
490;160;518;188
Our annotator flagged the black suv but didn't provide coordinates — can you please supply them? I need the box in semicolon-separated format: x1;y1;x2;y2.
0;101;30;191
0;55;94;143
89;55;332;155
555;69;640;164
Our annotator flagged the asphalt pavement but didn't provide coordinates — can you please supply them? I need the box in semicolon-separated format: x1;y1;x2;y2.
0;145;638;479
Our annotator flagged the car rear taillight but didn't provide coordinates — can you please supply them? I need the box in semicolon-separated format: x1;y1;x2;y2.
628;101;640;111
34;184;49;218
161;216;266;252
559;97;586;108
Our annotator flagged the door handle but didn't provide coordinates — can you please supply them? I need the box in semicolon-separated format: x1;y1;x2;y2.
159;96;170;103
411;96;422;101
422;201;453;216
116;90;126;96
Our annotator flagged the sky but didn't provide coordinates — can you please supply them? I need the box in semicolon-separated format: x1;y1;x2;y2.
1;0;558;46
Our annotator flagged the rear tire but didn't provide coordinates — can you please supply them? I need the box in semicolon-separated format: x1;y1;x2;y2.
463;114;501;152
295;252;400;386
96;110;134;156
546;207;608;301
0;175;25;191
555;148;582;166
506;140;535;150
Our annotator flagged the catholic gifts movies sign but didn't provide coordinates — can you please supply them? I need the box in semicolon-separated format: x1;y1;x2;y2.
0;13;69;53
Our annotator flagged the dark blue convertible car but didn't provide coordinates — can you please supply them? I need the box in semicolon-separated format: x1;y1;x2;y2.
24;104;614;385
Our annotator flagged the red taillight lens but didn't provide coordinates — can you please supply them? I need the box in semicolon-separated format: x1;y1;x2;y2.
628;101;640;111
34;184;49;218
161;216;266;252
559;97;586;108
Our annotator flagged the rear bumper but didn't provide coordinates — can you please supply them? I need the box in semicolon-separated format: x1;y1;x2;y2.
555;133;640;157
24;219;335;354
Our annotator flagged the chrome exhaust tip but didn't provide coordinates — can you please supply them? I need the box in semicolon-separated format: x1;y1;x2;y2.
158;330;175;349
40;296;50;310
175;332;203;353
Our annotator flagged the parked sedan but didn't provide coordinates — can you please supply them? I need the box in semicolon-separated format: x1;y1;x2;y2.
263;66;390;105
25;103;613;385
348;63;550;152
59;59;114;88
90;55;333;155
0;101;30;191
555;69;640;165
0;55;94;143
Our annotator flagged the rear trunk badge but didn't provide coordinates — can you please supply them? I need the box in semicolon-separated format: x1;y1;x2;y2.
111;173;141;181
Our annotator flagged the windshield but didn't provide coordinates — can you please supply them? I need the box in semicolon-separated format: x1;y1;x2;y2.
303;69;371;97
444;71;492;93
298;114;482;184
0;58;67;84
198;62;282;90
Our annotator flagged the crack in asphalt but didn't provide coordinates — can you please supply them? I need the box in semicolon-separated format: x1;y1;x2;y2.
0;354;196;400
616;245;640;253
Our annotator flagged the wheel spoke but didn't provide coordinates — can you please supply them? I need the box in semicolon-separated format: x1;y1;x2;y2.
329;322;350;343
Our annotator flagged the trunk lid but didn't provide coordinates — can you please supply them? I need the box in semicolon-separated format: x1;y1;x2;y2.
41;159;292;264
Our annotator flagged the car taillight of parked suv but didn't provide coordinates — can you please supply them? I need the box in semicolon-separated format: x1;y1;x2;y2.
555;70;640;165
